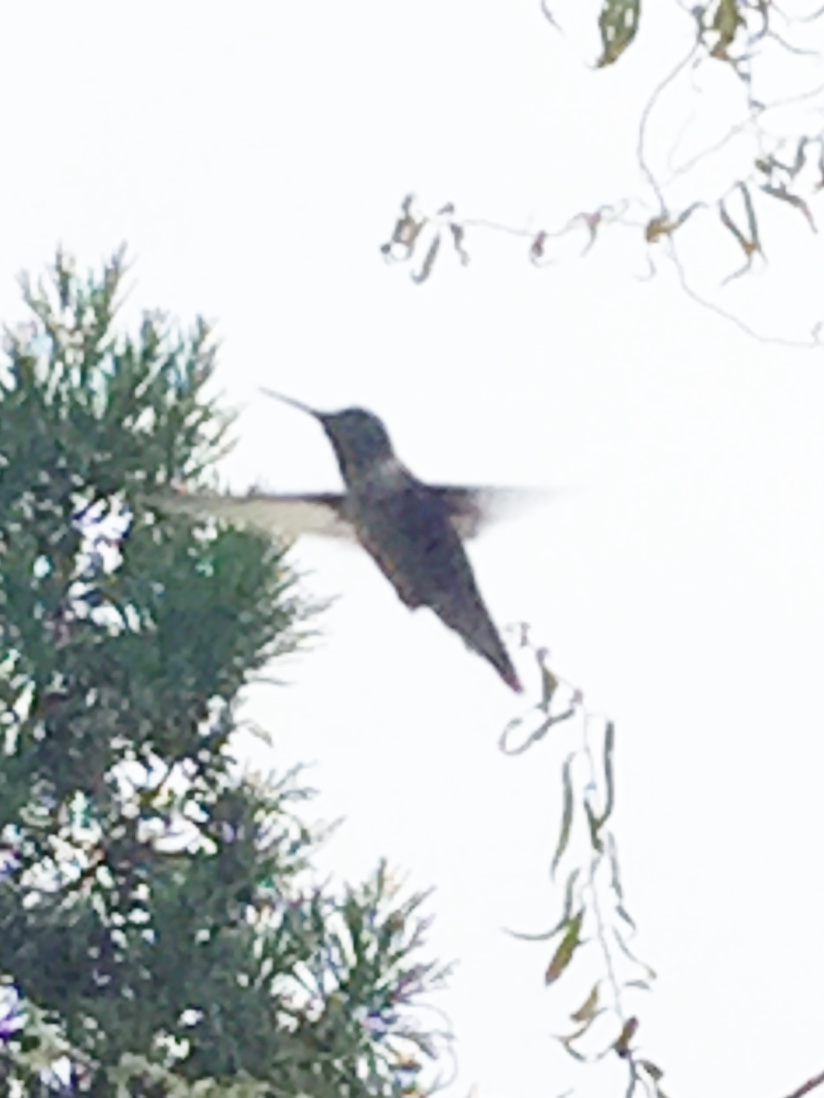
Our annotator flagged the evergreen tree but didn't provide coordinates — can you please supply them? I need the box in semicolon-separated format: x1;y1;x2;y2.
0;251;450;1096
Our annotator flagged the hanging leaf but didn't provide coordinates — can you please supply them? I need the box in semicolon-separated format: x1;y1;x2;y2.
616;905;636;932
530;231;548;263
719;188;761;277
596;0;640;67
411;234;441;284
546;909;584;985
570;983;601;1024
551;755;576;877
613;1016;639;1057
739;182;759;246
761;185;816;231
639;1059;665;1081
540;655;560;707
557;1023;592;1061
381;194;427;260
557;868;581;930
645;204;701;243
607;833;627;905
585;720;616;849
788;137;809;180
601;721;615;820
710;0;744;60
448;223;470;265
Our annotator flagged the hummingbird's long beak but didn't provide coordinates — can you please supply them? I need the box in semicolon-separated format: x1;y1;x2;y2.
260;388;326;422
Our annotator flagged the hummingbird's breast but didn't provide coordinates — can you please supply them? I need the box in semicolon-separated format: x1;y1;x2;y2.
344;462;480;612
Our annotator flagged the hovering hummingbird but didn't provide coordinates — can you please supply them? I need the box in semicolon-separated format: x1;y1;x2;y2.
158;390;532;692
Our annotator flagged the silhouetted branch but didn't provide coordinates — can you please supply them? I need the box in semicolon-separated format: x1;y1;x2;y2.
781;1068;824;1098
381;1;824;345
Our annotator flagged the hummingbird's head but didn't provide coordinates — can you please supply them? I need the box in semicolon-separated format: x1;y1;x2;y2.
317;408;395;485
260;389;396;487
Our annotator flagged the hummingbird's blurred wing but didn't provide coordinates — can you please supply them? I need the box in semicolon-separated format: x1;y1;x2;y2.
432;486;552;540
149;490;355;540
148;485;550;541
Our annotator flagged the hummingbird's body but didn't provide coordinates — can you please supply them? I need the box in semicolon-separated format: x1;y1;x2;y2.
340;447;521;692
160;392;524;692
282;396;522;692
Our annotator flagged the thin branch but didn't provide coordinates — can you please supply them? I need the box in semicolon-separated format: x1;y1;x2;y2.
771;1;824;23
637;42;702;214
666;238;824;348
781;1068;824;1098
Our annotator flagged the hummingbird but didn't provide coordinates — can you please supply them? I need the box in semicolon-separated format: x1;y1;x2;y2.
158;390;531;692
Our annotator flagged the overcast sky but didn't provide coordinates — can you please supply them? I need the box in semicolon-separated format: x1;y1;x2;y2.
2;4;824;1098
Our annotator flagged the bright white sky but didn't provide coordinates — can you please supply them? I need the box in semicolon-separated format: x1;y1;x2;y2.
2;4;824;1097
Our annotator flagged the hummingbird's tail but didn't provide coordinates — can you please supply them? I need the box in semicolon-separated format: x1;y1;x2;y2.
433;596;523;693
484;644;523;693
497;660;524;694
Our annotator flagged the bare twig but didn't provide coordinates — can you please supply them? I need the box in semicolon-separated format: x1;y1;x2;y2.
780;1068;824;1098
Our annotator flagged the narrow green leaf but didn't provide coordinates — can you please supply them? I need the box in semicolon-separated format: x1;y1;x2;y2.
596;0;640;67
613;1016;639;1057
650;204;698;244
448;223;470;265
739;182;761;252
710;0;744;58
601;720;615;821
551;756;575;877
761;184;816;231
607;833;625;903
556;1023;591;1061
546;910;583;985
411;233;441;284
570;982;600;1023
640;1059;664;1081
541;661;560;707
584;800;605;853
